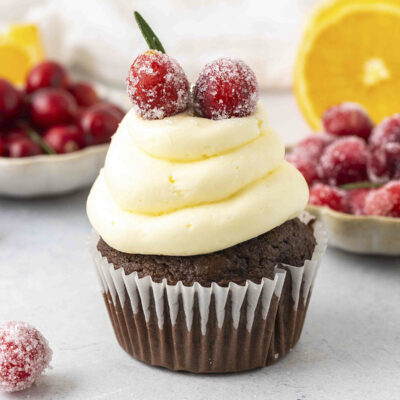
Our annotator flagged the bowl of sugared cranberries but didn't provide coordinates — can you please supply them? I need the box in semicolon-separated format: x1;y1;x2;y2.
0;61;125;197
286;102;400;255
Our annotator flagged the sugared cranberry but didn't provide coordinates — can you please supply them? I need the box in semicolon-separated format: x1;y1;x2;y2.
344;188;371;215
368;142;400;182
294;133;336;161
68;82;99;107
365;181;400;217
29;88;77;128
286;153;319;186
8;138;43;158
80;105;122;145
0;79;23;126
126;50;189;119
322;102;373;140
369;114;400;148
319;136;369;185
309;183;345;211
26;61;69;94
193;57;258;120
43;124;85;153
0;321;52;392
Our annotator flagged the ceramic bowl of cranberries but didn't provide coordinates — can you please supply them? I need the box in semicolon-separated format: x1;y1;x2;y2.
0;61;124;197
286;102;400;255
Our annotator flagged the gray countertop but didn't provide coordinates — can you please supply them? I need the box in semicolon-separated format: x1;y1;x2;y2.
0;93;399;400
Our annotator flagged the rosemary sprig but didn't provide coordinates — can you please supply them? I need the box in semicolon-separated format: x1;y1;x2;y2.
27;129;56;155
339;181;384;190
134;11;166;53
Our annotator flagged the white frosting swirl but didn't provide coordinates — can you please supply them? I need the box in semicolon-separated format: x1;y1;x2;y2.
87;104;309;256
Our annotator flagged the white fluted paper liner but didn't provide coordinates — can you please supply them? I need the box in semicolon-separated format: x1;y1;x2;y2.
89;212;327;335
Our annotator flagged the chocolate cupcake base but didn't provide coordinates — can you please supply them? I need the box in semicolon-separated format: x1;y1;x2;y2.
90;213;327;373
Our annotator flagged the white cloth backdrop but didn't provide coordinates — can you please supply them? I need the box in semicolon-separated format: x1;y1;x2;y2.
0;0;319;90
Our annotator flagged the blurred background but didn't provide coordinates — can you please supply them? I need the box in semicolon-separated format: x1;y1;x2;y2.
0;0;318;91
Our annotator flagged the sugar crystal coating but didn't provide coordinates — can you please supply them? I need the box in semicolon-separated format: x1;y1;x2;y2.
319;136;369;185
309;183;345;211
0;321;52;392
322;102;373;140
193;57;258;120
365;180;400;217
126;50;189;120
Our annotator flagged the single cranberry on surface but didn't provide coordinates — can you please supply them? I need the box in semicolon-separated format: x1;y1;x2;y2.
319;136;369;185
344;188;372;215
90;101;124;120
369;114;400;148
193;57;258;120
68;82;99;107
126;50;189;119
309;183;346;211
286;152;319;186
294;133;335;161
322;102;373;140
364;181;400;217
80;105;122;145
26;61;69;94
43;124;85;154
7;137;43;158
0;79;24;126
367;142;400;182
0;321;52;392
29;88;77;128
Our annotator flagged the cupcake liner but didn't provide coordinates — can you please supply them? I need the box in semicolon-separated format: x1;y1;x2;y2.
90;212;327;373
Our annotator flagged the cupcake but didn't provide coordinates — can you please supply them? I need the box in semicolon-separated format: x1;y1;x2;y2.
87;15;327;373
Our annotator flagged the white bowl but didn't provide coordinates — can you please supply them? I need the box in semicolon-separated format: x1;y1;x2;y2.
307;205;400;256
0;144;108;198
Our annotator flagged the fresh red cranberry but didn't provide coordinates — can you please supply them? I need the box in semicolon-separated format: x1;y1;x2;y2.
26;61;69;94
0;137;3;156
322;102;373;140
80;105;122;145
29;88;77;128
286;153;319;186
319;136;369;185
369;114;400;148
43;124;85;153
7;137;43;158
3;127;27;143
365;181;400;217
126;50;189;119
309;183;345;211
368;142;400;182
344;188;371;215
90;101;124;120
294;133;336;161
193;57;258;120
0;321;52;392
2;127;28;156
68;82;99;107
0;79;24;126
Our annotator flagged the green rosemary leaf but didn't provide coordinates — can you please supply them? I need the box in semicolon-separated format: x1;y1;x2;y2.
134;11;166;53
339;181;384;190
27;129;56;155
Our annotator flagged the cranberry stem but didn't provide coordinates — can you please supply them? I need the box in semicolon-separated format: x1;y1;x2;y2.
134;11;166;54
26;129;56;155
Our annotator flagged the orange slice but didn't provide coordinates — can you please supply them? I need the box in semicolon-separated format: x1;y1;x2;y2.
294;0;400;129
0;24;45;86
